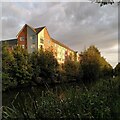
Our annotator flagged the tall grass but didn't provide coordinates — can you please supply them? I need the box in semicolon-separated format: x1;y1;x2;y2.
2;78;120;119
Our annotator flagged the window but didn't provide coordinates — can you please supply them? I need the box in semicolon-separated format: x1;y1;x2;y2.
30;36;32;40
32;35;35;39
32;39;35;43
20;37;25;41
22;45;25;49
40;38;44;44
30;35;35;43
40;45;43;50
31;44;35;49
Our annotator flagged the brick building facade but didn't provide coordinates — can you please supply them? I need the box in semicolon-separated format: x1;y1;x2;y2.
3;24;80;64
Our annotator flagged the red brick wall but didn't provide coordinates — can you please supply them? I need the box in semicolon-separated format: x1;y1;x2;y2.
44;28;54;51
17;25;27;49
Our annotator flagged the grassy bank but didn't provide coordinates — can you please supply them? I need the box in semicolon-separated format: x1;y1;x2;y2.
2;77;120;119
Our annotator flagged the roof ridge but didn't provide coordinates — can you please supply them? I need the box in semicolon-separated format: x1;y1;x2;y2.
51;38;75;52
35;26;46;29
27;24;36;32
35;26;45;34
16;24;36;37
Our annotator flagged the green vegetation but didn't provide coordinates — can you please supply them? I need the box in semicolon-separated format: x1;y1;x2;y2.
2;78;120;119
2;43;17;90
30;50;58;83
2;44;120;119
78;46;113;83
64;59;79;81
90;0;116;6
2;45;58;90
12;46;32;86
79;46;101;83
114;63;120;77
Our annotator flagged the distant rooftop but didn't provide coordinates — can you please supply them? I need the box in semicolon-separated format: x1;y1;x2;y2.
2;38;17;46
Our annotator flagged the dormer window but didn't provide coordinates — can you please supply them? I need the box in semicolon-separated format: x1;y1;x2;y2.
20;37;25;41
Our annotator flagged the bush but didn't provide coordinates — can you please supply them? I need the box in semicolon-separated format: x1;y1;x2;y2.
2;43;16;90
11;46;32;86
30;50;58;83
114;62;120;77
2;45;32;90
79;46;100;83
63;59;79;81
78;45;113;83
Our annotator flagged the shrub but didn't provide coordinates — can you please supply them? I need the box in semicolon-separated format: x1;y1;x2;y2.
30;50;58;83
79;46;100;83
11;46;32;86
63;59;79;81
114;62;120;77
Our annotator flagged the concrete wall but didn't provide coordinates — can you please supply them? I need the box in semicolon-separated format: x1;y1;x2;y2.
27;26;37;53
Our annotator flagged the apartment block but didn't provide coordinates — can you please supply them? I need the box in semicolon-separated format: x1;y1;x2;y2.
3;24;80;63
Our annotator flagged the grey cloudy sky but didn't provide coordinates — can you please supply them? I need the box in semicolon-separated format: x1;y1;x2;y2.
1;2;118;67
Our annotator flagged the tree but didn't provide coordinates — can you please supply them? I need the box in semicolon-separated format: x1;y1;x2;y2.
64;59;79;81
2;43;15;90
79;46;101;83
90;0;119;6
99;57;113;78
78;45;113;83
11;46;32;86
114;62;120;77
30;50;58;82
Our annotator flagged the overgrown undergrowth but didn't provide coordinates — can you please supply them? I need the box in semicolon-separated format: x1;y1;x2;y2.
2;77;120;119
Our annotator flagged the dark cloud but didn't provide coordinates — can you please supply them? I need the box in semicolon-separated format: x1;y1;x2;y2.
1;2;118;67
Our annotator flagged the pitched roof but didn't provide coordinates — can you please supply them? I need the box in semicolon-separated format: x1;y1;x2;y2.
16;24;45;37
16;24;76;53
51;38;75;53
35;26;45;34
16;24;36;37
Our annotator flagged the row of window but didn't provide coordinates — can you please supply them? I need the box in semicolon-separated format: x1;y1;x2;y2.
58;58;65;62
30;35;35;40
31;44;35;49
20;35;36;42
40;38;44;44
40;38;51;44
20;44;36;49
20;36;52;46
20;45;25;49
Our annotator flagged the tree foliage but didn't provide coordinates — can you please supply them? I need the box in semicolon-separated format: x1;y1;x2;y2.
30;50;58;81
11;46;32;86
2;43;15;90
79;45;113;83
64;59;79;81
2;44;113;90
79;46;101;83
99;57;113;78
114;62;120;77
90;0;116;6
